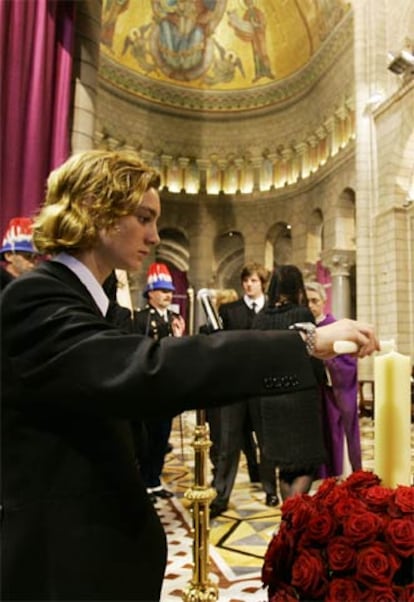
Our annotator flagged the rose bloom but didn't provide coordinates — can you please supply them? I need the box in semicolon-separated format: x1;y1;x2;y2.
319;485;347;512
269;583;298;602
332;495;367;521
302;512;337;545
403;583;414;601
389;486;414;518
343;510;383;545
356;542;401;588
327;536;357;572
364;484;394;513
262;522;296;588
360;586;400;601
281;494;314;531
344;470;381;491
325;577;362;602
291;549;328;599
313;477;339;504
385;518;414;558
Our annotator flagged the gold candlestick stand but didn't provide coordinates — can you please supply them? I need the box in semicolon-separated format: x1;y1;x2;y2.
182;287;219;602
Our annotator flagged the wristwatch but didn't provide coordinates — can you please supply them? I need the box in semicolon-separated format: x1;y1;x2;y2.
289;322;317;356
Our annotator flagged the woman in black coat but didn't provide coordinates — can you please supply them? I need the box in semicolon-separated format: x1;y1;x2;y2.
252;265;327;500
1;150;379;601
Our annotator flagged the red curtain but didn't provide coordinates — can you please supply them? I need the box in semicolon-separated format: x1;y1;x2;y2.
1;0;75;233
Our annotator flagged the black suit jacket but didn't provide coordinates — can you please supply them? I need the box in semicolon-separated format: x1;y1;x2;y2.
1;261;316;601
219;297;264;330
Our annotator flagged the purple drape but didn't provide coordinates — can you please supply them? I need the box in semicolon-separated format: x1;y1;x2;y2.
1;0;75;233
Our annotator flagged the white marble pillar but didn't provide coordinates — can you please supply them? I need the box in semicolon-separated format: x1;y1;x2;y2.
321;249;356;319
71;0;102;152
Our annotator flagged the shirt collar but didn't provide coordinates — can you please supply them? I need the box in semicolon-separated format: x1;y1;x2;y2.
244;294;265;311
52;252;109;316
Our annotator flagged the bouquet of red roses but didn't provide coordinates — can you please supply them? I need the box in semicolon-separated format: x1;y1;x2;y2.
262;471;414;601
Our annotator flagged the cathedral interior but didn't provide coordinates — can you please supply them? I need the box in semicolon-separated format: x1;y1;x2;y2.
67;0;414;380
2;2;413;600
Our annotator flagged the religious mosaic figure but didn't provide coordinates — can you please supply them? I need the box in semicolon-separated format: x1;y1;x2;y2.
101;0;130;49
151;0;226;80
228;0;275;83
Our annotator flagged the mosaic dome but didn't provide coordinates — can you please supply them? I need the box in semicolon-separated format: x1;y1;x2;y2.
99;0;352;113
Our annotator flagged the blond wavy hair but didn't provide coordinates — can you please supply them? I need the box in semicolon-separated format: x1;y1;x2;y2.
33;150;161;255
215;288;238;309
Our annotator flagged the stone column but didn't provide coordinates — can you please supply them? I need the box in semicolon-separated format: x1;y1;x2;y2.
160;154;172;190
217;159;227;194
251;157;262;192
321;249;355;319
196;159;209;194
178;157;190;193
234;158;244;193
71;0;102;152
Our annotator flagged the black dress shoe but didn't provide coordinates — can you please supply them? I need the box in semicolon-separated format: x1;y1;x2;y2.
152;487;174;499
265;494;280;507
209;502;228;519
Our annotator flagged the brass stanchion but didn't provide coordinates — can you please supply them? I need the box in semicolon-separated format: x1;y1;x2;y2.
182;287;219;602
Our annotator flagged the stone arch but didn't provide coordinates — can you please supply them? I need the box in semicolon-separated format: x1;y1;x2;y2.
336;187;356;249
157;227;190;272
265;222;292;270
214;230;245;290
306;208;324;263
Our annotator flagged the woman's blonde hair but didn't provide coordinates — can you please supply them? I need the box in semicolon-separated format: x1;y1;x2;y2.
215;288;238;310
33;150;161;255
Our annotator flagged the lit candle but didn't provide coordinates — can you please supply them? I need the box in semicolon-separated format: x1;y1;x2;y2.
374;343;412;488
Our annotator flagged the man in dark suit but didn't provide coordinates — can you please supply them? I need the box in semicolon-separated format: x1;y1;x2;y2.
133;262;185;501
209;261;280;518
1;150;378;601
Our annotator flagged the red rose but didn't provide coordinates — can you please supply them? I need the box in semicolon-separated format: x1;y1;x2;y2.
291;549;328;599
344;470;381;492
313;477;338;503
343;510;382;545
356;542;401;588
263;522;296;587
303;511;337;545
327;536;357;572
281;494;314;531
269;583;298;602
332;495;367;521
389;486;414;517
318;484;344;511
325;577;362;601
385;518;414;558
364;485;394;513
403;583;414;601
360;586;398;601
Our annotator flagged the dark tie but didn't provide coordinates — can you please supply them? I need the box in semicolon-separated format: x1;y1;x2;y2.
251;302;257;313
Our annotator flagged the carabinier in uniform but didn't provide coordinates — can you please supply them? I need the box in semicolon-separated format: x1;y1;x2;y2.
132;263;184;501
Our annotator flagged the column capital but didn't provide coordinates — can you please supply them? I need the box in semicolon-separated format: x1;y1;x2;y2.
178;157;190;168
321;249;356;276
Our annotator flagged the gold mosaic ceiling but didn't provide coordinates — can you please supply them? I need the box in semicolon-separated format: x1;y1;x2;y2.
99;0;352;113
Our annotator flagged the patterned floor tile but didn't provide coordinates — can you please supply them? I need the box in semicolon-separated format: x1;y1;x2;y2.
158;412;413;601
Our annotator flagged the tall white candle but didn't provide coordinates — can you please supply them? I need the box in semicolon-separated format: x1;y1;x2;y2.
374;348;412;488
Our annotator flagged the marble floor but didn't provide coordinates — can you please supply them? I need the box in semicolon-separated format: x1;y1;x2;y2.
156;413;413;602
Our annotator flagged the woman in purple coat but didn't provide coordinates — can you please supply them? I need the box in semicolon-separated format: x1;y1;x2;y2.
305;281;362;477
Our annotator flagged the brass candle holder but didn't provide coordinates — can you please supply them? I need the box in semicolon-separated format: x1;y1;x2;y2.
182;287;219;602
